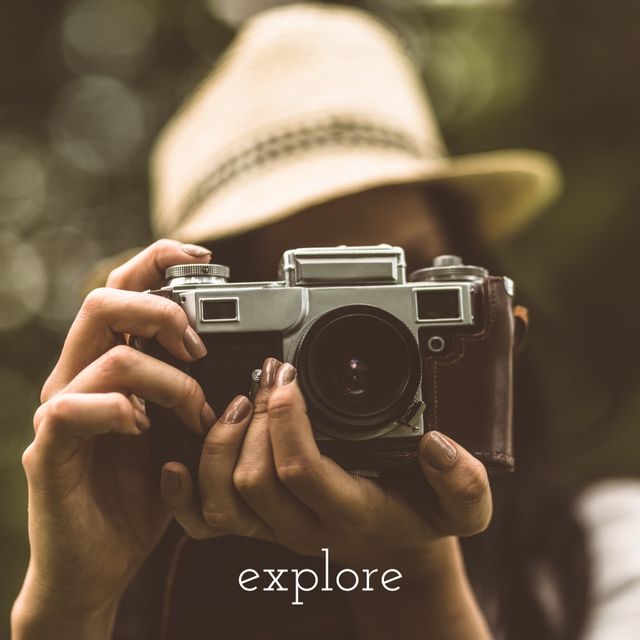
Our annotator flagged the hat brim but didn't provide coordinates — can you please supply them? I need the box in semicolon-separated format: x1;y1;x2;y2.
419;148;562;243
162;147;561;247
89;147;560;289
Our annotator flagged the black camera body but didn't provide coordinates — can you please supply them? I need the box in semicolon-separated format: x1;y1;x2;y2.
140;245;520;486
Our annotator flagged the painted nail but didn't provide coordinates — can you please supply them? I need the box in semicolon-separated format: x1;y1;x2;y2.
161;467;181;495
200;402;217;434
260;358;280;389
184;326;207;359
275;363;296;386
131;394;146;411
422;431;457;470
134;409;150;431
222;395;253;423
181;244;211;258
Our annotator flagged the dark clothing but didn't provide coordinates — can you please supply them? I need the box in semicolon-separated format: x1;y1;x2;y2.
115;524;355;640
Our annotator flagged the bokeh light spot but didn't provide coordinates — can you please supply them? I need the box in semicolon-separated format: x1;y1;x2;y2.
0;367;39;469
62;0;155;76
0;137;48;231
0;233;47;331
50;75;146;174
30;226;101;326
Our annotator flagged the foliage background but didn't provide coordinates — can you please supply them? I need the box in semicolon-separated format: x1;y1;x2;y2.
1;0;639;635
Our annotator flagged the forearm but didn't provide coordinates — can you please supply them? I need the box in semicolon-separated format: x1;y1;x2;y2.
349;537;492;640
11;568;120;640
12;606;117;640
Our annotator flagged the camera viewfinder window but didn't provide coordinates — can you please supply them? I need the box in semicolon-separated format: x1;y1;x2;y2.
416;289;461;321
201;299;239;321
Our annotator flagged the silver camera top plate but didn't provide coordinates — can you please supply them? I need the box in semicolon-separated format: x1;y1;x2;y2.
279;245;407;286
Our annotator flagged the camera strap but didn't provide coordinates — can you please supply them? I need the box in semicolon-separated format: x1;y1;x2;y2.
513;305;529;358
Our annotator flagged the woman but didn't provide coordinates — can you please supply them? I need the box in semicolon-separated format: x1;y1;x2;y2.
13;5;609;639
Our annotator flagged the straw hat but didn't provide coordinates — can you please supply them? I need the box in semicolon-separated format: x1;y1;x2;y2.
149;3;561;250
86;2;562;291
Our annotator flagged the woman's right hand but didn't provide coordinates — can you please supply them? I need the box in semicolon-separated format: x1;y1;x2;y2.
12;240;217;639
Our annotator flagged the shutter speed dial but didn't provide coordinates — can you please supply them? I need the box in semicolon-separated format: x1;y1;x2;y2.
409;255;488;282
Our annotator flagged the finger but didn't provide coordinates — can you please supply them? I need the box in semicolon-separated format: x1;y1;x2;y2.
161;463;219;540
205;357;280;537
417;431;493;537
43;289;207;400
253;357;281;414
106;239;212;292
131;394;146;412
233;363;321;552
231;358;281;482
267;365;318;463
267;365;366;522
199;395;275;541
25;392;148;483
199;396;255;531
60;345;215;435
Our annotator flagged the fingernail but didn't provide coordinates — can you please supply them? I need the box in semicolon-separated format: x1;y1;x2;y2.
161;467;181;495
200;402;216;434
184;326;207;359
423;431;457;470
181;243;211;258
222;395;252;423
275;363;296;386
260;358;280;390
134;409;150;431
131;394;145;411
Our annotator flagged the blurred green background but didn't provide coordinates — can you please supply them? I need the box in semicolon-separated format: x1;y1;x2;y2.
1;0;639;635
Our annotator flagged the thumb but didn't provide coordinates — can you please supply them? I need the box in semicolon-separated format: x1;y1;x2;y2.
418;431;493;537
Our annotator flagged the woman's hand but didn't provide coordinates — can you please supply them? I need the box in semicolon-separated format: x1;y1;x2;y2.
161;358;492;568
12;240;217;638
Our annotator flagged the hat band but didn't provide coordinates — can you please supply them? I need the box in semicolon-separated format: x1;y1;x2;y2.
174;116;441;228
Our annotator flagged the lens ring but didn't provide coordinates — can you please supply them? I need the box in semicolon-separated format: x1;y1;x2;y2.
294;305;421;436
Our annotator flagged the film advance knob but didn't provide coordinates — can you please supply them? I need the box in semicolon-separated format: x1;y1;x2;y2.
165;263;230;283
409;255;488;282
432;255;463;268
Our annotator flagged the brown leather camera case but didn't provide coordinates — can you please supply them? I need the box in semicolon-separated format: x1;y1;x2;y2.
318;277;527;476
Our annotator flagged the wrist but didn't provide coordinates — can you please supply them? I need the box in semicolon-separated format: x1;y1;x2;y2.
348;538;491;639
347;537;466;595
387;537;466;590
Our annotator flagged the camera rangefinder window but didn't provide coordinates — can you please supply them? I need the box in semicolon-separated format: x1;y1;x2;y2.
415;289;461;321
201;298;239;321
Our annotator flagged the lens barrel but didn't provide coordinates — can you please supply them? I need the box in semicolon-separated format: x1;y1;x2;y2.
295;305;421;438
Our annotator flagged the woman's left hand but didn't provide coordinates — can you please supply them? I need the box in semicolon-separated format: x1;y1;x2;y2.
160;358;492;568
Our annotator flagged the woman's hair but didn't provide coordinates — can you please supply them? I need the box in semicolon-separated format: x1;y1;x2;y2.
209;182;591;638
206;182;591;639
117;186;590;640
428;183;590;640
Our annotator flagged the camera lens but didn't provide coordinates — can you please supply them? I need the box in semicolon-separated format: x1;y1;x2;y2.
295;305;421;437
338;356;371;396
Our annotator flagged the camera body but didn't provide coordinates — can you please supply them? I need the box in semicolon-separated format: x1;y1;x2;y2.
141;245;520;485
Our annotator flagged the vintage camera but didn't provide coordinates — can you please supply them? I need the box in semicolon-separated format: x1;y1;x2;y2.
141;245;522;485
